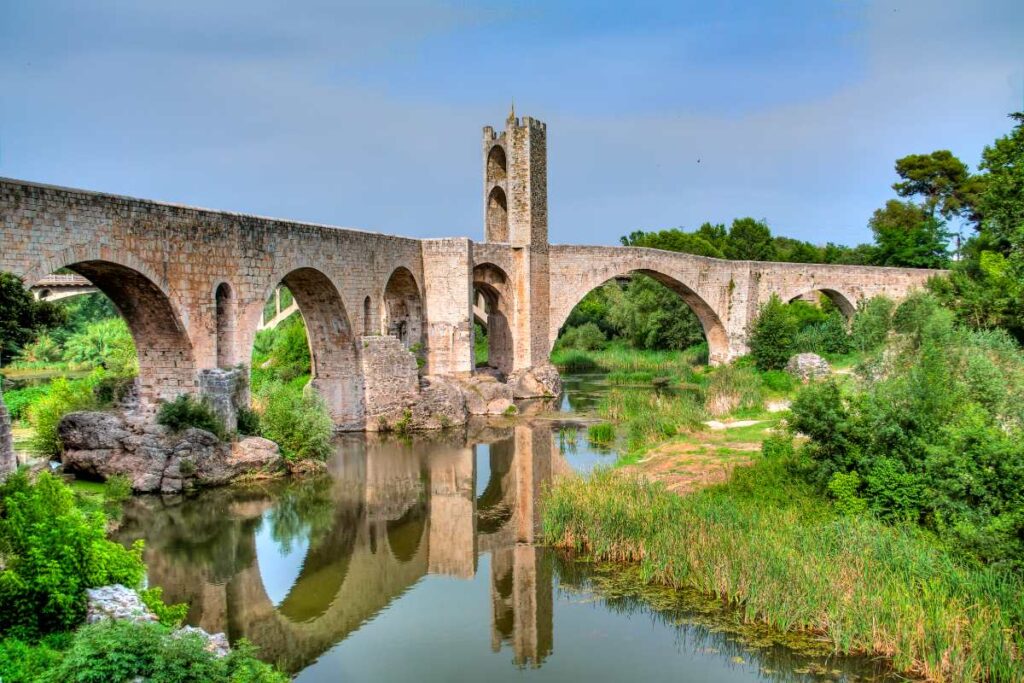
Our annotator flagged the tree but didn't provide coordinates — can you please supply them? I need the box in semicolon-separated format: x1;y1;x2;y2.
869;200;950;268
0;272;66;366
606;275;704;350
893;150;982;221
620;228;724;258
749;295;797;371
726;218;776;261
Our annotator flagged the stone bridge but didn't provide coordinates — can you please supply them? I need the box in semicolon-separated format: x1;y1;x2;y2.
0;111;937;433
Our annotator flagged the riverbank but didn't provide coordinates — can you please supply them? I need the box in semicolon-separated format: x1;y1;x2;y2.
543;454;1024;682
543;342;1024;682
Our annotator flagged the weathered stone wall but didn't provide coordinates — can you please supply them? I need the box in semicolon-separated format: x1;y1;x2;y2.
360;336;420;427
0;385;14;479
421;238;473;376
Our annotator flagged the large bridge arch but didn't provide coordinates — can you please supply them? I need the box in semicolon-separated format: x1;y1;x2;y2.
24;256;197;408
551;267;730;365
783;287;857;318
248;266;363;428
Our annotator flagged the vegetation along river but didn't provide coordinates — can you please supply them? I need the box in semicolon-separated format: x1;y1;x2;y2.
114;374;899;682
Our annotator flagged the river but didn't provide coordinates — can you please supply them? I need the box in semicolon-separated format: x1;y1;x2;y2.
114;374;899;682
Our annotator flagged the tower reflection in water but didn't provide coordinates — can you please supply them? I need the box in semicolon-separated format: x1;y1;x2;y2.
117;421;566;674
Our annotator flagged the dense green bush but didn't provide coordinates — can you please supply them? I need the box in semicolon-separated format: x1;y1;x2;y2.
236;406;262;436
789;297;1024;566
2;384;50;423
44;620;287;683
556;322;607;351
157;395;226;439
27;376;99;456
62;317;137;374
849;295;894;352
0;472;146;638
748;295;796;370
258;381;334;461
0;633;66;683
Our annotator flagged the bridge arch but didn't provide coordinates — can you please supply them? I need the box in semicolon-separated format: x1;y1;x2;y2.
473;263;515;375
382;267;423;349
783;287;856;319
253;267;363;427
552;268;730;365
30;258;196;407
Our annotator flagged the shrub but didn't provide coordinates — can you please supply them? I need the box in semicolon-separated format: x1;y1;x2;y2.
0;472;145;638
2;384;50;423
761;433;794;460
45;620;288;683
556;322;606;351
826;471;868;515
0;634;64;683
157;395;225;439
102;475;133;505
139;587;188;628
759;369;795;393
236;406;261;436
27;376;98;456
849;295;894;353
749;295;797;370
258;382;334;461
62;317;137;375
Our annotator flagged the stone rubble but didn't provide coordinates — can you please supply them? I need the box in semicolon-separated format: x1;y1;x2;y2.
785;353;832;381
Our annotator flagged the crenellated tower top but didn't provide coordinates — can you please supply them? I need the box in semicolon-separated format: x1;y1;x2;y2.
482;111;548;248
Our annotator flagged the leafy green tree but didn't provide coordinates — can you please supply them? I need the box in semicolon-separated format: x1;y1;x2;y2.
620;228;724;258
0;272;66;366
605;275;704;350
869;199;951;268
726;217;776;261
749;295;797;370
893;149;983;221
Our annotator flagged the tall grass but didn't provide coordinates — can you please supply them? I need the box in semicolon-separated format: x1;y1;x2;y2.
704;364;763;417
596;389;706;458
543;457;1024;682
551;342;708;374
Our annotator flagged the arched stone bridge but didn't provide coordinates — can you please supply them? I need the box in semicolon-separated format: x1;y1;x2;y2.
0;113;937;429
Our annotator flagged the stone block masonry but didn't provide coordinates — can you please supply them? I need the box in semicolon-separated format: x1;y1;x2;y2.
0;112;940;437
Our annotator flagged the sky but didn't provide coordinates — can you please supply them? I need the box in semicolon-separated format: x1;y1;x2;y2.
1;0;1022;246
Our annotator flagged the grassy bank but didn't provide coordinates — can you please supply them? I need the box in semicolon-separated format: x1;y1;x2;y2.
551;342;708;374
543;455;1024;682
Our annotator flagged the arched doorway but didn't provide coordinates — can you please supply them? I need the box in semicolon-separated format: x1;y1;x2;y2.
785;288;856;319
382;268;423;350
472;263;515;375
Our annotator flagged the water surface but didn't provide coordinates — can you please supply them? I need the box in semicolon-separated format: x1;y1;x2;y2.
116;378;898;682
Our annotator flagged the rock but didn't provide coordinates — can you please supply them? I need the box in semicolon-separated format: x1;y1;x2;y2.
785;353;832;381
174;626;231;658
458;375;515;415
86;584;158;625
1;385;15;481
507;363;562;399
59;412;281;493
87;585;232;659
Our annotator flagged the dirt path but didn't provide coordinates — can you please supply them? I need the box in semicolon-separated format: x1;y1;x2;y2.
622;419;780;495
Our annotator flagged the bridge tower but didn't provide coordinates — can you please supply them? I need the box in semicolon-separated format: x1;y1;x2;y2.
482;108;551;369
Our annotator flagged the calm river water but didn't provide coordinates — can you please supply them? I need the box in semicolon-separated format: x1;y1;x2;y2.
115;375;899;682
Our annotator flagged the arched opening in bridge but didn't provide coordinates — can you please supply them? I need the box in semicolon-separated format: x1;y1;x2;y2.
382;267;423;350
786;289;855;319
472;263;514;376
16;263;194;410
251;268;361;426
552;270;729;368
215;282;237;368
486;187;508;243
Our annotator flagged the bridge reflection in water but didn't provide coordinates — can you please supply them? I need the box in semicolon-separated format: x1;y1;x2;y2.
116;421;570;674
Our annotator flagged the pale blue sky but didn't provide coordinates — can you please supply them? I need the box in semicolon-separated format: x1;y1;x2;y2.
1;0;1021;245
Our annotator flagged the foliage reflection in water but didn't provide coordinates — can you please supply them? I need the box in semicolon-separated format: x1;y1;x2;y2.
114;389;899;682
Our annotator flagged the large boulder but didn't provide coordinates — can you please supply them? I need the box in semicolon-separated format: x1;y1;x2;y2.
369;375;469;431
59;411;282;493
507;363;563;399
86;584;158;625
458;375;515;415
785;353;832;381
